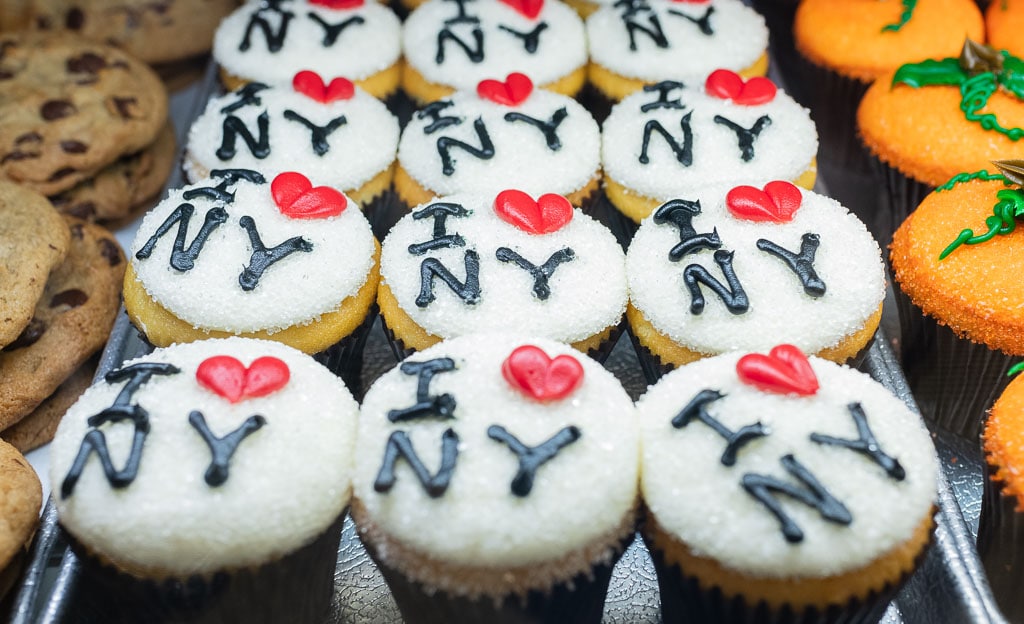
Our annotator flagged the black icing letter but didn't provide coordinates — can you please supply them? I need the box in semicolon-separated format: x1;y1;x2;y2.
437;118;495;176
189;411;267;487
282;110;347;156
742;454;852;543
436;0;484;65
654;198;721;260
134;203;228;272
497;22;548;53
408;202;469;255
374;429;460;498
237;216;314;291
503;107;568;151
417;250;481;307
307;12;365;46
683;249;749;314
220;82;271;115
756;233;826;298
640;80;686;112
387;358;458;423
217;111;271;160
239;2;294;53
666;5;714;35
671;389;768;466
615;0;668;50
495;247;575;300
640;112;693;166
417;100;462;135
713;114;772;162
487;425;581;496
811;403;905;480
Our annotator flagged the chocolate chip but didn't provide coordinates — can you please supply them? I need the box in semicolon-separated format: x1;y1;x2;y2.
111;96;137;119
35;16;52;29
69;223;84;239
66;8;85;29
99;238;122;266
64;202;97;220
66;52;106;74
15;132;42;144
0;70;12;81
6;318;46;350
50;289;88;309
47;167;76;182
41;99;76;120
60;140;88;154
0;151;39;164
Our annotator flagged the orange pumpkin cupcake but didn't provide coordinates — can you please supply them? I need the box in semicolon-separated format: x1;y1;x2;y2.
987;0;1024;58
793;0;983;237
890;162;1024;437
859;40;1024;245
980;369;1024;623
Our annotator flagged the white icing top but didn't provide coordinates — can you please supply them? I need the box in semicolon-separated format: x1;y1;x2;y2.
402;0;587;91
381;192;626;343
185;82;399;193
637;351;937;578
399;89;600;197
213;0;401;86
626;185;884;355
586;0;767;82
354;334;639;569
50;337;359;575
602;80;817;200
130;172;375;334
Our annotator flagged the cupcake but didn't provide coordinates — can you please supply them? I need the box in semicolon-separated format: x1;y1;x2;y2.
601;70;817;225
626;182;885;381
987;0;1024;58
184;72;400;210
378;189;626;358
49;337;359;623
793;0;983;237
401;0;587;104
890;163;1024;437
123;169;379;362
395;73;601;209
212;0;402;98
351;334;639;623
585;0;768;102
637;345;937;624
979;370;1024;622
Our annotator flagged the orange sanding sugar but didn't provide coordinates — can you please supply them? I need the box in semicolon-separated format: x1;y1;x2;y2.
858;81;1024;187
794;0;983;83
984;374;1024;509
988;0;1024;58
890;179;1024;355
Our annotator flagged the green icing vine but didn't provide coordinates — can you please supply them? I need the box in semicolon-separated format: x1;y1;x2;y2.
881;0;917;32
936;170;1011;192
1009;361;1024;377
939;188;1024;259
892;41;1024;141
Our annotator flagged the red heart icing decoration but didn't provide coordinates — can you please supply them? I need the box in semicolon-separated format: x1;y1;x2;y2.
704;69;777;105
494;189;573;234
271;172;347;219
498;0;544;19
502;345;584;402
736;345;819;396
309;0;364;9
196;355;291;403
726;181;802;223
477;73;533;106
292;71;355;103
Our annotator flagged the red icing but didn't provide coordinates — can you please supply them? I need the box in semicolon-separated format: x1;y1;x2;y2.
308;0;364;9
736;345;819;396
726;181;802;223
704;69;777;105
498;0;544;19
494;189;573;234
196;355;290;403
502;345;584;402
271;172;347;219
477;73;533;106
292;71;355;103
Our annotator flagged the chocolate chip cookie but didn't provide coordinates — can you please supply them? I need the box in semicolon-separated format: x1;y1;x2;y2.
2;355;96;453
0;438;41;601
0;181;71;349
49;121;176;221
0;216;125;430
0;32;168;195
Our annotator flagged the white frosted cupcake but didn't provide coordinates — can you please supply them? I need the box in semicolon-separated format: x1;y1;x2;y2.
352;334;639;623
586;0;769;101
626;182;884;378
184;74;399;209
637;346;936;623
50;337;359;623
378;189;626;358
401;0;587;103
395;73;601;208
212;0;402;98
602;71;817;223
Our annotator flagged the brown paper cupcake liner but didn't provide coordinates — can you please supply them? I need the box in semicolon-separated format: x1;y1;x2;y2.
895;288;1014;439
313;303;380;399
865;152;935;249
64;512;345;624
977;464;1024;622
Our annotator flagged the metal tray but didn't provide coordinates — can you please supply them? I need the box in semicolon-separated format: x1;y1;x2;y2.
5;56;1011;624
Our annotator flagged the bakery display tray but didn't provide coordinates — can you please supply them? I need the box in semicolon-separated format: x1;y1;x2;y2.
5;58;1012;624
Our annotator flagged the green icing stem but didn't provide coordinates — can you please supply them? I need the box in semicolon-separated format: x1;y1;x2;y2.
881;0;917;32
960;73;1024;141
1009;361;1024;377
936;170;1011;192
939;189;1024;259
